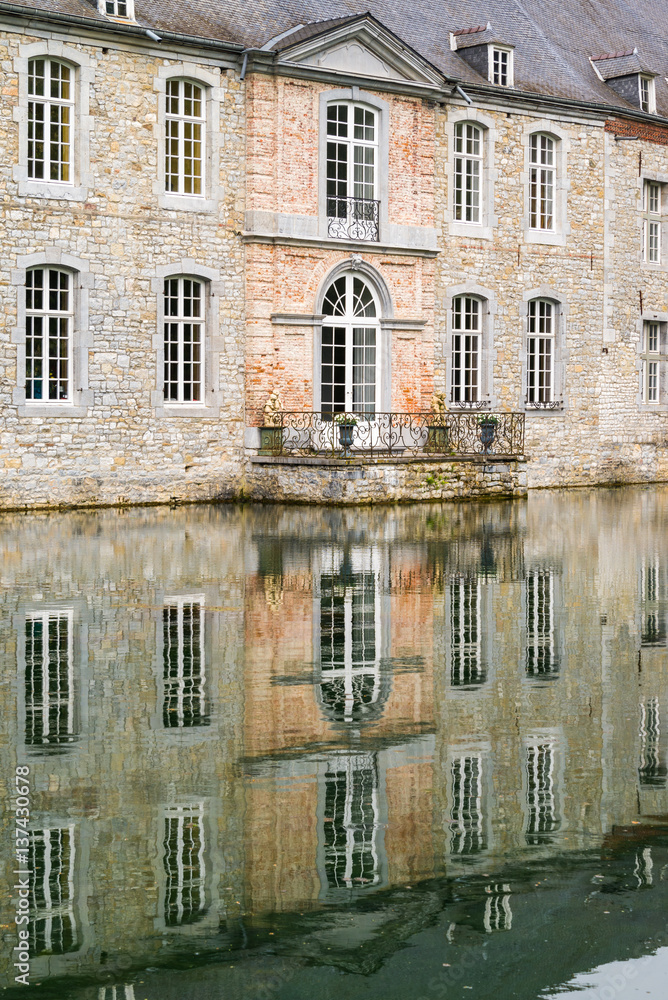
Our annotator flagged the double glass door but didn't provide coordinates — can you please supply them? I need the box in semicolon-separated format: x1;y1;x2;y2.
321;273;379;415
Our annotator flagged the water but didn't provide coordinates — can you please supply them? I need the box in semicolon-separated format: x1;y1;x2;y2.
0;487;667;1000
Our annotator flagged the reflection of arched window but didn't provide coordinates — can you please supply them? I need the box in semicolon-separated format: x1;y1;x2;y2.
163;804;207;926
639;697;666;788
449;578;487;688
321;273;379;416
525;741;559;844
322;754;381;891
450;755;485;854
28;826;79;955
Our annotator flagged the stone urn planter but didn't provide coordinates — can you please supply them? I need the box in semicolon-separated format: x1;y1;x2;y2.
334;413;357;455
478;415;498;454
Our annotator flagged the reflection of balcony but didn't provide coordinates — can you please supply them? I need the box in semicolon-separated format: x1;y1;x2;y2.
258;411;525;461
327;196;380;242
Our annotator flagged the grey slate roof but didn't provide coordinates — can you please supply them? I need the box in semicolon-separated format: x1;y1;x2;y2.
453;25;512;50
4;0;668;116
591;50;657;80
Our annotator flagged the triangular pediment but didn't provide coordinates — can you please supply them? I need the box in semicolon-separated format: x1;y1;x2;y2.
273;15;446;89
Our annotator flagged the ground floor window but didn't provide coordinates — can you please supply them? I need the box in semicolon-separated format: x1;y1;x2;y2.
321;273;379;415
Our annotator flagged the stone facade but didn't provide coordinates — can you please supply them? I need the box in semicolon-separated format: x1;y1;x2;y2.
0;5;667;508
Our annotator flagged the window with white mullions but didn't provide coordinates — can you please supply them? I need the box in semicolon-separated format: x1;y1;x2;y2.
643;182;662;263
163;277;204;403
28;59;72;183
525;570;558;678
640;320;667;405
321;274;378;415
527;299;554;404
163;804;207;926
24;612;77;751
163;598;207;729
491;48;510;86
639;76;655;114
451;295;481;403
323;756;381;890
326;102;378;239
525;742;559;843
28;826;78;955
449;578;486;687
453;122;482;224
450;755;485;855
104;0;131;16
529;134;555;231
165;80;204;196
26;268;72;402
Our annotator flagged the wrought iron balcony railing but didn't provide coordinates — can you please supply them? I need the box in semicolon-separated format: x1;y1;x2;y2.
327;196;380;242
258;411;525;460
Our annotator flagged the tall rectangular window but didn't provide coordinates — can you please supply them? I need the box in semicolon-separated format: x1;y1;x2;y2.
640;320;667;406
163;277;204;403
449;578;485;686
165;80;204;196
163;804;207;925
526;300;555;405
525;742;559;843
643;181;662;264
28;59;72;183
453;122;482;223
529;134;555;230
28;826;78;955
26;268;72;402
451;296;482;403
525;570;558;677
326;103;379;240
323;757;380;890
163;598;207;728
639;76;655;114
24;612;77;750
450;755;485;854
491;48;511;86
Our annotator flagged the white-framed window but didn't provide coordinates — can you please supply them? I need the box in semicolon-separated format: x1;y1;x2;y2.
25;267;73;403
526;299;555;405
165;79;204;197
322;754;381;890
640;319;667;405
524;570;559;677
453;122;482;224
163;276;204;404
27;58;73;183
643;181;662;264
525;741;559;844
101;0;134;18
529;133;555;231
639;75;656;114
490;46;513;87
28;825;79;956
24;611;77;750
450;755;485;855
320;272;380;415
326;101;379;240
163;597;207;729
449;577;486;687
163;803;207;926
451;295;484;404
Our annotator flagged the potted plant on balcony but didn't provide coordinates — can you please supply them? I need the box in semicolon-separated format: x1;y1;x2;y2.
259;391;283;455
477;413;498;453
334;411;357;453
426;392;449;453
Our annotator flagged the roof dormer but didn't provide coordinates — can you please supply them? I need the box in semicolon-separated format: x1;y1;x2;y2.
97;0;135;22
451;23;514;87
590;49;658;113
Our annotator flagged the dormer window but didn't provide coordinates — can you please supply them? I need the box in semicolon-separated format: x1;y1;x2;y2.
640;75;655;113
99;0;134;19
491;47;513;87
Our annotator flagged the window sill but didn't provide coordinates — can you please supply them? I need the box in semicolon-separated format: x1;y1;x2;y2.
19;403;88;418
524;228;567;247
449;221;495;241
524;400;564;412
158;193;216;214
18;180;87;202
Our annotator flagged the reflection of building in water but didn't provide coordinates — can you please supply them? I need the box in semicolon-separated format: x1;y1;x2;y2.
640;560;667;647
639;697;666;788
161;803;208;927
447;578;487;688
483;883;512;933
449;752;486;855
28;825;79;956
98;988;136;1000
525;738;560;844
524;569;559;679
322;753;382;891
24;610;78;751
633;847;654;888
162;597;208;729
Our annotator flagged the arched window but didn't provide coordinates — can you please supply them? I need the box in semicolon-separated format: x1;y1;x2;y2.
163;276;204;403
25;267;73;401
320;273;380;415
453;122;483;224
326;102;379;240
28;59;73;183
451;295;484;404
526;299;556;404
529;133;555;231
165;80;204;196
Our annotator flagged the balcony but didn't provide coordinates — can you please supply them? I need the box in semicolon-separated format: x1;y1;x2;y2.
257;411;525;461
327;196;380;242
